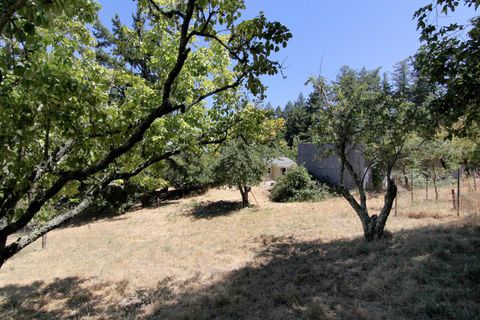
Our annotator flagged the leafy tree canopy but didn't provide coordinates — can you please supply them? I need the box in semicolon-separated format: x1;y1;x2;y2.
0;0;292;266
213;138;271;208
414;0;480;135
307;66;422;240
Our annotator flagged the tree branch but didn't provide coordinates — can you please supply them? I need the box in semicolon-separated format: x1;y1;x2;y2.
146;0;185;19
0;1;198;236
0;131;229;265
184;77;243;111
0;139;75;219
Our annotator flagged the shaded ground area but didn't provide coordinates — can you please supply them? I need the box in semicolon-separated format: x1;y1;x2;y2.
1;216;479;319
189;200;244;219
64;187;208;228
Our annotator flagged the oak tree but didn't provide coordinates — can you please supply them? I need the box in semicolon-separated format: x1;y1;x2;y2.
0;0;291;267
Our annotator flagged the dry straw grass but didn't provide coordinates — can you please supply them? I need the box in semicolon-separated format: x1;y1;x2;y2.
0;182;479;319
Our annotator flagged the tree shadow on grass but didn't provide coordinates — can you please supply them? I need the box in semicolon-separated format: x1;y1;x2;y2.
146;216;480;319
63;188;208;228
189;200;244;219
2;217;479;319
0;277;104;319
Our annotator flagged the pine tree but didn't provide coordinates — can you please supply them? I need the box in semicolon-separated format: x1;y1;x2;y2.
392;59;411;98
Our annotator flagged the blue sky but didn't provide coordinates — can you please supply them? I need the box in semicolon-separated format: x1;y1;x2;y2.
97;1;473;108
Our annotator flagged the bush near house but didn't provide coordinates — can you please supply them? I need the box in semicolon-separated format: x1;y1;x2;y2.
270;166;332;202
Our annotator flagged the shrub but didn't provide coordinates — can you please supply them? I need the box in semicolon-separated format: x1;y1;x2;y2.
270;166;331;202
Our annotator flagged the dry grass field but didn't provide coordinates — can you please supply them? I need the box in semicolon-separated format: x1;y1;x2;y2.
0;182;479;319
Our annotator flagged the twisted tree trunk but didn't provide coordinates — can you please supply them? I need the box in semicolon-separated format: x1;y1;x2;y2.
354;176;397;241
335;150;397;241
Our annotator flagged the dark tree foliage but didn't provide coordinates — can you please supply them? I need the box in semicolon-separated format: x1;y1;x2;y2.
164;152;216;191
283;93;315;146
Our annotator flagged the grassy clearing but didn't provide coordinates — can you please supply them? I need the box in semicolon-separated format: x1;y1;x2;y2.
0;183;479;319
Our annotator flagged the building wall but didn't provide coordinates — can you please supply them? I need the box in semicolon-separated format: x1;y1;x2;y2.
271;166;283;180
266;165;294;180
297;144;373;190
267;166;289;180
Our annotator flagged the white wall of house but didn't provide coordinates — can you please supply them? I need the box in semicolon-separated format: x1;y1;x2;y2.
266;164;294;180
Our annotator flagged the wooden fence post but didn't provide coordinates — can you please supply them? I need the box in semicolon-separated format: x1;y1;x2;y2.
473;169;477;192
451;189;456;210
42;234;47;249
411;172;414;204
425;176;429;200
457;167;461;217
394;193;398;216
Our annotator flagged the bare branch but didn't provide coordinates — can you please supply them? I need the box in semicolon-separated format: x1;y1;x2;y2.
190;30;245;63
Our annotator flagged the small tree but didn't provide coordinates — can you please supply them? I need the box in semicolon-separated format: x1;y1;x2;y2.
308;66;419;241
214;139;270;207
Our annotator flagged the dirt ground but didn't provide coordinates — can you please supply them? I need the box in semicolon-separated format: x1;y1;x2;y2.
0;184;478;319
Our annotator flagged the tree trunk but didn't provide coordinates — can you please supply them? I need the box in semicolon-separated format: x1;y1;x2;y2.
0;216;7;268
335;151;397;241
356;212;386;241
239;186;251;208
0;233;7;269
402;166;409;189
363;214;380;241
358;175;397;241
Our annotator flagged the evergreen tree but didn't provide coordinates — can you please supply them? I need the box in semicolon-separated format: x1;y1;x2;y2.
392;59;412;98
382;72;392;95
274;106;283;119
284;93;312;146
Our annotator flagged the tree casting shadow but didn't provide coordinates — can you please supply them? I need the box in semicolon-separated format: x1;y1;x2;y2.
1;217;479;319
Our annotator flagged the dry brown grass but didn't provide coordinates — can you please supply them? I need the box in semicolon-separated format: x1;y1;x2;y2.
393;177;480;218
461;179;480;214
1;184;479;319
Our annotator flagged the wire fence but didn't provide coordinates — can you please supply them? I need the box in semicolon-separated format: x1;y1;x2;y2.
393;177;479;218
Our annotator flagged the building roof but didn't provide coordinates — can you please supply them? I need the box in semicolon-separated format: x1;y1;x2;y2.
270;157;296;168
